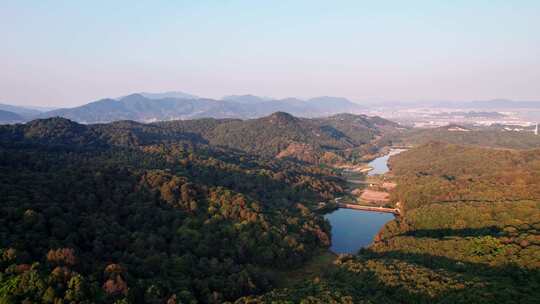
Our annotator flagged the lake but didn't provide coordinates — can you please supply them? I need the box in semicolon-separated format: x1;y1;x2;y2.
325;209;394;253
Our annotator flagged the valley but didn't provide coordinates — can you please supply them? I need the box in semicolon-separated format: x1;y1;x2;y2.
238;142;540;303
0;112;399;303
0;112;539;303
324;149;404;254
3;2;539;303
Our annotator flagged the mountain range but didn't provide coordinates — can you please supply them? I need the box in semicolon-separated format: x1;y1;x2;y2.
0;92;366;124
44;94;367;123
3;91;539;125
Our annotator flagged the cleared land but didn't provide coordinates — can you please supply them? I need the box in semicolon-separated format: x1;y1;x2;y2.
359;189;390;203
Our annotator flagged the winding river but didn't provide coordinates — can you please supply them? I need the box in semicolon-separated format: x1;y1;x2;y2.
368;148;407;176
324;149;405;254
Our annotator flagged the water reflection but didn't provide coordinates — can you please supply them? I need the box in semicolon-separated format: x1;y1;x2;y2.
325;209;394;254
368;149;407;176
325;149;406;253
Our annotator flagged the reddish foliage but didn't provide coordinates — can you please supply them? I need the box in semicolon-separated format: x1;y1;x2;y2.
47;248;77;266
15;264;31;273
50;266;73;281
104;263;125;276
103;275;128;296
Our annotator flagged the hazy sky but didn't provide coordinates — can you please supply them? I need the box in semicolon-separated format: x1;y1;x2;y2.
2;1;540;107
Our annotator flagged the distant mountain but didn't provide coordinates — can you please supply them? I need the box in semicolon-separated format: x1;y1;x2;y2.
137;91;199;100
40;94;226;123
39;93;366;123
0;103;42;117
228;96;365;118
24;105;58;112
308;96;357;108
222;94;270;104
305;96;365;114
0;109;24;124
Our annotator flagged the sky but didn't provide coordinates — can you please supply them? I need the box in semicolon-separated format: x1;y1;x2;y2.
1;0;540;107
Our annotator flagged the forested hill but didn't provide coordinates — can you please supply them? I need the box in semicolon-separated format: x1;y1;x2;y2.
154;112;401;163
0;115;346;303
2;117;539;303
1;112;401;163
239;142;540;303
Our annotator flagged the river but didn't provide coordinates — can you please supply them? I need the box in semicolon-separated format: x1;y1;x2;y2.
368;148;407;176
324;149;405;254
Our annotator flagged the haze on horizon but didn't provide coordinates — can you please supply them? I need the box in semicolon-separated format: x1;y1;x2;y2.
1;0;539;107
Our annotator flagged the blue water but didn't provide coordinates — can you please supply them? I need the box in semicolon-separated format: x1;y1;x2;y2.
368;149;406;176
325;209;394;254
367;154;391;175
324;149;406;254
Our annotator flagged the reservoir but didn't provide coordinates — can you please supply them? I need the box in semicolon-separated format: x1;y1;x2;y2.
325;210;394;253
325;149;405;254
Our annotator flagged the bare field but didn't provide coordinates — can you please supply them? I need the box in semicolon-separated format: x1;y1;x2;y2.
360;189;390;202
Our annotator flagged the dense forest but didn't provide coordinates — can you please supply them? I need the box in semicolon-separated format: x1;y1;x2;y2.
2;116;539;303
153;112;401;164
239;142;540;303
0;117;347;303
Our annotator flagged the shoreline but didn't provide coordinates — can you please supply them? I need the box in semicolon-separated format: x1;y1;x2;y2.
324;147;407;254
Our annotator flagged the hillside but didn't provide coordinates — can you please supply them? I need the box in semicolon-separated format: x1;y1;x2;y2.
240;142;540;303
389;142;540;209
0;117;345;303
3;111;400;164
155;112;401;163
1;117;539;303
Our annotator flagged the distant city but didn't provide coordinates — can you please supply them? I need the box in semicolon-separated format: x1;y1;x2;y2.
364;104;540;134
